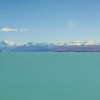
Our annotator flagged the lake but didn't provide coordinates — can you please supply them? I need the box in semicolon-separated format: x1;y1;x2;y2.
0;52;100;100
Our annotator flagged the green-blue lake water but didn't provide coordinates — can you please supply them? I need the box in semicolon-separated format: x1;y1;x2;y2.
0;52;100;100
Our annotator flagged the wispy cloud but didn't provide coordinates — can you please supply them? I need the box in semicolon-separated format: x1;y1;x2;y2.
0;28;29;32
19;28;29;31
0;28;18;32
67;19;78;31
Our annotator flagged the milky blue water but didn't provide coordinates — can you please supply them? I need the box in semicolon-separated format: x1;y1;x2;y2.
0;52;100;100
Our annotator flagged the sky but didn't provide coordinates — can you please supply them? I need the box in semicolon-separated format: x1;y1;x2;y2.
0;0;100;43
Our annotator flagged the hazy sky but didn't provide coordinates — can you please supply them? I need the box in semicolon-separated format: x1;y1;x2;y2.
0;0;100;43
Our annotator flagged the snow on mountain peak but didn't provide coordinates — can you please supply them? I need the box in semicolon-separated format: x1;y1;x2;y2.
0;40;100;47
1;40;15;46
82;41;99;45
0;40;22;47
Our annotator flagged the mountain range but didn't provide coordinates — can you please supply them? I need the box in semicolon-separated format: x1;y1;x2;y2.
0;40;100;52
0;40;21;51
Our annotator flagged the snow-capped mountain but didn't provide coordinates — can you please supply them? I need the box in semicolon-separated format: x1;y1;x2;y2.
22;41;100;47
24;42;55;47
1;40;100;52
0;40;15;47
0;40;22;51
0;40;22;47
54;41;100;46
82;41;100;45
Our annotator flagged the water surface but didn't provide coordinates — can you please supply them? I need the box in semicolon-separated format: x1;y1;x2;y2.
0;52;100;100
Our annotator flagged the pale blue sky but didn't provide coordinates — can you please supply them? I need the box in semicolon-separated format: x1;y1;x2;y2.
0;0;100;43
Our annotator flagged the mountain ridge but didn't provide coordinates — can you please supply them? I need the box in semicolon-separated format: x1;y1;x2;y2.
0;40;100;52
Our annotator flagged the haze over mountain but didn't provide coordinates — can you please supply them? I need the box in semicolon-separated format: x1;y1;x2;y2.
1;40;100;52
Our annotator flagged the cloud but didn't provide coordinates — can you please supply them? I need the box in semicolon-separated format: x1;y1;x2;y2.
67;19;78;31
0;28;29;32
0;28;18;32
19;28;29;31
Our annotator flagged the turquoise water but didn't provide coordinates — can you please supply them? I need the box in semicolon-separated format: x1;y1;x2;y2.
0;52;100;100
